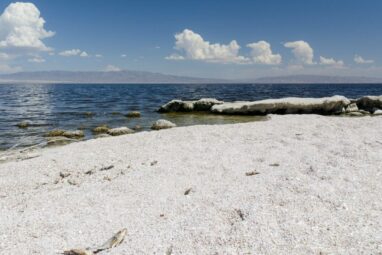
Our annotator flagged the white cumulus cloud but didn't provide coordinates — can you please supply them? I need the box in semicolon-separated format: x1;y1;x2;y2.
319;56;344;67
121;54;127;58
284;40;314;65
247;41;281;65
167;29;249;64
0;2;54;52
79;51;88;57
354;55;374;64
59;49;88;57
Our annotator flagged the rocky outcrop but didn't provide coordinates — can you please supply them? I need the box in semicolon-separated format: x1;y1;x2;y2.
151;119;176;130
356;96;382;111
211;96;351;115
193;98;224;111
46;130;85;139
344;103;358;113
158;98;223;113
107;127;135;136
157;95;382;116
125;111;141;118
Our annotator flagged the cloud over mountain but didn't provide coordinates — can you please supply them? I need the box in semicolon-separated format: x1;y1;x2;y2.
284;41;314;65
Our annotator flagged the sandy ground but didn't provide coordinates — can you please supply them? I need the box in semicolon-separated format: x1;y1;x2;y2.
0;115;381;255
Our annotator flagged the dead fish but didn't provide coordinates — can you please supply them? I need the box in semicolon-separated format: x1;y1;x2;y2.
93;228;127;253
63;249;94;255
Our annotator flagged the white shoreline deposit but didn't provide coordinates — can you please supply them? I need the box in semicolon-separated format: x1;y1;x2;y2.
0;115;381;254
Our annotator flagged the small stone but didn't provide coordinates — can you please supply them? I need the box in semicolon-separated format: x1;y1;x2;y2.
85;170;93;175
125;111;141;118
245;171;259;176
184;188;192;195
270;163;280;167
16;121;29;128
92;125;110;133
150;160;158;166
107;127;135;136
62;130;85;139
151;119;176;130
59;172;71;178
46;129;66;137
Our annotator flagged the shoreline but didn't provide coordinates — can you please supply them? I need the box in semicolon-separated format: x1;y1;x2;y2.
0;115;381;254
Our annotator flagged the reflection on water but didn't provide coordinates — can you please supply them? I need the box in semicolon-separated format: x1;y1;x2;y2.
0;83;382;150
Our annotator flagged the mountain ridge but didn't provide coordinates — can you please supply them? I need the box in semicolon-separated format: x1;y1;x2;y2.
1;71;382;84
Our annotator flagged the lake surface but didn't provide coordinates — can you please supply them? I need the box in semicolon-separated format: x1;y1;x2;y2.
1;83;382;150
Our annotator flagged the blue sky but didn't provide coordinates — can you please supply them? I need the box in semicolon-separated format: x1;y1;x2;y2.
0;0;381;79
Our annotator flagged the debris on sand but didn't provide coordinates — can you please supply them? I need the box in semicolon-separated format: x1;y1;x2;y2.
245;171;259;176
63;228;127;255
100;165;114;171
184;188;192;195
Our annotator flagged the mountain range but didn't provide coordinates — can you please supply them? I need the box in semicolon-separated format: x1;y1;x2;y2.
1;70;382;84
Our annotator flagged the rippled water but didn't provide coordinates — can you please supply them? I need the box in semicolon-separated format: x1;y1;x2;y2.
1;83;381;150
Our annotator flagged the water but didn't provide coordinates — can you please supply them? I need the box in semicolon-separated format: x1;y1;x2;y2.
1;83;381;150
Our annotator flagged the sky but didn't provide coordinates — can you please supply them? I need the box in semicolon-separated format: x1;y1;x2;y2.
0;0;381;79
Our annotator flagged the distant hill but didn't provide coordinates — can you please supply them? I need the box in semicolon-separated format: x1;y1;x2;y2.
1;71;382;84
0;70;227;84
253;75;382;84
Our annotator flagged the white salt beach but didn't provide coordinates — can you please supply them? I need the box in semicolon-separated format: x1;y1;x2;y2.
0;115;381;254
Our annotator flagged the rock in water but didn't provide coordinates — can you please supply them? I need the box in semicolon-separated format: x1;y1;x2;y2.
158;99;194;112
151;119;176;130
62;130;85;139
92;125;110;133
356;95;382;111
193;98;224;111
16;121;30;128
125;111;141;117
158;98;223;112
107;127;135;136
46;129;66;137
211;95;351;115
46;129;84;138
